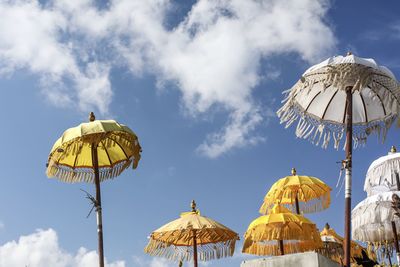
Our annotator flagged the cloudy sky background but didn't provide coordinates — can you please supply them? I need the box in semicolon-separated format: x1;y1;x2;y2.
0;0;399;266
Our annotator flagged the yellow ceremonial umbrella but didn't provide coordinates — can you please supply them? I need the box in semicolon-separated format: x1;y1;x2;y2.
46;112;142;267
259;168;331;215
243;204;322;256
318;223;366;265
145;200;239;267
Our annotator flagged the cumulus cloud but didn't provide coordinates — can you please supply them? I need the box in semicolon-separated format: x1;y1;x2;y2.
0;229;125;267
0;0;336;157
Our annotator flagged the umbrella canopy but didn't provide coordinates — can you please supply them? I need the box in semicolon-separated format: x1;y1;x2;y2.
259;168;331;214
365;146;400;195
242;205;322;256
47;114;141;183
318;223;364;264
277;54;400;149
144;201;239;264
352;191;400;259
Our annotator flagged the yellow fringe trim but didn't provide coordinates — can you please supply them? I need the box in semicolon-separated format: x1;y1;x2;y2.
144;238;237;262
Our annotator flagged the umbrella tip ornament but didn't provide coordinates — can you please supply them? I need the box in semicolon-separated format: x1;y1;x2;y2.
291;168;297;176
325;222;330;229
346;51;352;56
390;145;397;154
89;112;96;122
191;200;197;212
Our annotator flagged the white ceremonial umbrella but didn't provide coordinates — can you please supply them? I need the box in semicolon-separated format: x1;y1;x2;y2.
365;146;400;195
352;191;400;263
277;52;400;267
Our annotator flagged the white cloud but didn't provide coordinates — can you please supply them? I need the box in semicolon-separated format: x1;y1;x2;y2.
0;229;125;267
0;0;336;157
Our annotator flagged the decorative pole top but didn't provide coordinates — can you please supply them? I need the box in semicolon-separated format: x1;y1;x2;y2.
291;168;297;176
89;112;96;122
346;51;352;56
191;200;197;212
325;223;330;229
390;145;397;154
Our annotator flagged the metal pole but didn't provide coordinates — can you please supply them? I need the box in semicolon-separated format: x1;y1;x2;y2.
278;240;284;255
388;250;393;266
193;230;198;267
393;172;400;264
392;221;400;264
343;86;353;267
92;144;105;267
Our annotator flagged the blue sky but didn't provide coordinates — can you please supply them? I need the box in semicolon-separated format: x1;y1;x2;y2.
0;0;399;266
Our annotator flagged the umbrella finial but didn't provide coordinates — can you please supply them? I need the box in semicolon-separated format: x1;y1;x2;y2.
390;145;397;154
191;200;197;212
89;112;96;122
325;222;330;229
291;168;297;176
346;51;352;56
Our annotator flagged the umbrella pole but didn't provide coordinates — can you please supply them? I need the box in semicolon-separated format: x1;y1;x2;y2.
393;172;400;263
92;144;105;267
392;221;400;264
193;230;198;267
278;240;284;255
343;86;352;267
295;194;300;215
387;249;393;266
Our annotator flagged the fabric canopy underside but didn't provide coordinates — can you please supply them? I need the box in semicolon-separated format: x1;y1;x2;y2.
277;55;400;149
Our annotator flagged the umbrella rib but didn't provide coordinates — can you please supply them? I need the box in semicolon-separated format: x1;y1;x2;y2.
72;143;83;169
359;93;368;123
53;140;76;165
305;91;321;112
321;88;338;120
107;135;129;159
367;85;386;116
100;140;113;166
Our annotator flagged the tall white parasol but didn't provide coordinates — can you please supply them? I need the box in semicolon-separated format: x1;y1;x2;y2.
352;191;400;263
278;52;400;267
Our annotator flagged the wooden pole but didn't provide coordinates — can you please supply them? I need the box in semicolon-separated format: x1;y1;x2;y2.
92;143;105;267
278;240;284;255
343;86;353;267
291;168;300;215
295;194;300;215
193;230;198;267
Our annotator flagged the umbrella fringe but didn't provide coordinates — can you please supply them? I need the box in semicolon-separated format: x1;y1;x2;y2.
278;101;396;150
144;238;237;262
260;192;330;215
242;239;322;256
244;222;322;243
47;157;134;183
367;241;395;263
